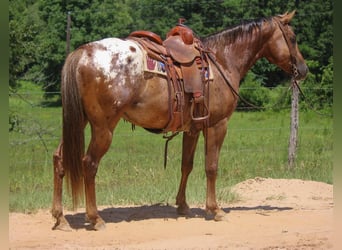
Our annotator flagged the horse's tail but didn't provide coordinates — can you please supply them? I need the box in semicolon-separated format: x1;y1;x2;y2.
61;49;85;209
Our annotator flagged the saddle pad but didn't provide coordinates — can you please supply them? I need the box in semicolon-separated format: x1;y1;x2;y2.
142;52;167;76
205;61;214;81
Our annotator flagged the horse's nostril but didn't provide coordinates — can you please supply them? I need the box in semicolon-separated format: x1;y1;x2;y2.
296;63;309;80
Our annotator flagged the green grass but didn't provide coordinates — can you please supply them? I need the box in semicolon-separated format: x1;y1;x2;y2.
9;82;333;213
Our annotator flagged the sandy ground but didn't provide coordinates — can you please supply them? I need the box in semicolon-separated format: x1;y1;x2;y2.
9;178;334;249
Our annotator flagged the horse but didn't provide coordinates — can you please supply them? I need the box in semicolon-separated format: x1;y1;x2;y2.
51;11;308;231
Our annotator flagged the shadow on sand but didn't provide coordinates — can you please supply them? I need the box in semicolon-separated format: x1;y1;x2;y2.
65;203;293;230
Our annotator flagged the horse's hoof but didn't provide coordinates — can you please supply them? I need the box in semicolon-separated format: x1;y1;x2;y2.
93;222;106;231
205;208;228;221
214;209;228;222
92;219;106;231
177;204;190;216
52;221;72;231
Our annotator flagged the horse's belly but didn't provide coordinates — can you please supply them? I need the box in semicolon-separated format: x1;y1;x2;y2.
123;101;170;129
122;76;171;129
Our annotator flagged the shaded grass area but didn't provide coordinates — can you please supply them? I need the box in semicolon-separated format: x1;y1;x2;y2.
9;82;333;213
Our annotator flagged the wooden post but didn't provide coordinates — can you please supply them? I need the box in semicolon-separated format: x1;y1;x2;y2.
288;79;299;168
66;11;71;55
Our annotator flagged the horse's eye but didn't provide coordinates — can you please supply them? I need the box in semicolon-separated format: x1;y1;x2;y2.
290;36;296;44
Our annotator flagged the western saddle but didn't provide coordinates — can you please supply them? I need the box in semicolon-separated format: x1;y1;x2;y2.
127;19;212;132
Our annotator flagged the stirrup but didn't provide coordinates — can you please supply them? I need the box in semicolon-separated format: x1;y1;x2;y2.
190;97;209;121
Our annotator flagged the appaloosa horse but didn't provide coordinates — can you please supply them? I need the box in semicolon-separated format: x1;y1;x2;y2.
52;11;308;230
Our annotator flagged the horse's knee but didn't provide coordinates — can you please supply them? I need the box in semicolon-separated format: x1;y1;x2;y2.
205;165;218;178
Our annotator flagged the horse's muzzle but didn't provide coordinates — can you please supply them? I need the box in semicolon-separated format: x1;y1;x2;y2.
295;62;309;81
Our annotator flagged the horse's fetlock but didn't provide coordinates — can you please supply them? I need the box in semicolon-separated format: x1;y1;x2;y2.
51;208;63;219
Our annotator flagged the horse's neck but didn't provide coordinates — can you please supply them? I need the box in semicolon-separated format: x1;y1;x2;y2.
205;25;273;82
228;37;266;79
231;39;263;78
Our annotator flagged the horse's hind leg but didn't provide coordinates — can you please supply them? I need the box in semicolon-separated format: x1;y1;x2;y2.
83;122;114;230
176;131;200;215
51;142;72;231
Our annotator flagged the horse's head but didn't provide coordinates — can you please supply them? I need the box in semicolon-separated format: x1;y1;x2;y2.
264;11;308;80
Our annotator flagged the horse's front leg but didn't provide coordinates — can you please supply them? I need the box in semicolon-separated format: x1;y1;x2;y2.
203;118;228;221
176;131;200;215
51;142;72;231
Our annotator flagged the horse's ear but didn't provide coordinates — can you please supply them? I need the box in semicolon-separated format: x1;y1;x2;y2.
279;10;296;24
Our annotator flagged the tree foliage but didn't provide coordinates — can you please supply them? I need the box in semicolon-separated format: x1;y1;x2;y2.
9;0;42;89
9;0;333;109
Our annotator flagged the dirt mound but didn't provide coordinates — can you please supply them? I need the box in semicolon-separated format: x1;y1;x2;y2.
9;178;334;249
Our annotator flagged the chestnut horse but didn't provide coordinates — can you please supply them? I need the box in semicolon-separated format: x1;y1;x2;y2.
52;11;308;230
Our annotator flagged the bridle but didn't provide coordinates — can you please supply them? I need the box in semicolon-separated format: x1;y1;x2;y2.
273;18;309;112
274;18;299;79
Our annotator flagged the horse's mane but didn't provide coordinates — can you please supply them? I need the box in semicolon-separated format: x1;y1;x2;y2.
201;16;273;45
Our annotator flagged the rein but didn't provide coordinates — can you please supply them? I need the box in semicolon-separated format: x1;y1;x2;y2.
207;53;266;110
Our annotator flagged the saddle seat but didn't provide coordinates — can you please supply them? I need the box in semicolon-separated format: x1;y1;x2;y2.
164;19;200;64
163;35;200;64
128;26;200;64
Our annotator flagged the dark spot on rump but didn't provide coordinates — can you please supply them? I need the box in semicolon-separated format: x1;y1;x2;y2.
79;44;94;58
110;54;119;72
126;56;133;64
129;46;136;53
96;43;107;50
111;54;119;65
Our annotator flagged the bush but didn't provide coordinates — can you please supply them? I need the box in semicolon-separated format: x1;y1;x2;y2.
238;72;271;110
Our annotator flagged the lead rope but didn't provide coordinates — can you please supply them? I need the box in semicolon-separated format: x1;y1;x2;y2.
292;78;333;117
